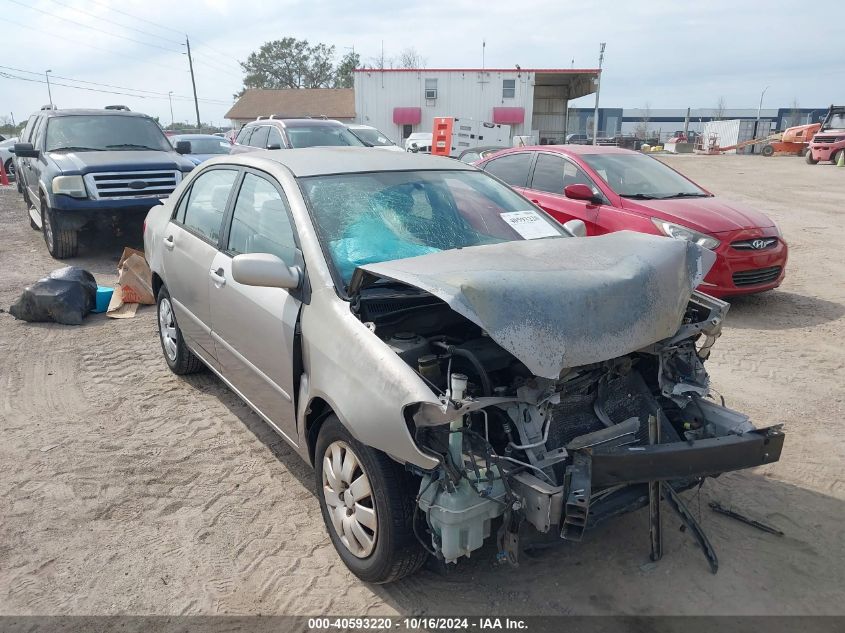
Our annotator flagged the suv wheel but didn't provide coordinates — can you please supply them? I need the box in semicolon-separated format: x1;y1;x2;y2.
315;416;427;583
41;196;78;258
156;286;203;375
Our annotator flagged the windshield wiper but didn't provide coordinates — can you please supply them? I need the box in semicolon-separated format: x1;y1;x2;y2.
620;193;662;200
105;143;163;151
48;146;103;152
662;192;711;198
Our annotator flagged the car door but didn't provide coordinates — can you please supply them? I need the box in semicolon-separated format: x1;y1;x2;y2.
208;170;303;443
161;167;239;365
524;152;609;235
24;116;47;202
247;125;270;151
15;115;37;192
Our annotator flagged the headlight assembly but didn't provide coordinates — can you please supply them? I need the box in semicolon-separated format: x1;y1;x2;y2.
52;175;87;198
651;218;720;250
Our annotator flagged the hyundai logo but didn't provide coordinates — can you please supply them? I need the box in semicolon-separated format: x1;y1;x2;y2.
127;180;148;190
751;239;770;249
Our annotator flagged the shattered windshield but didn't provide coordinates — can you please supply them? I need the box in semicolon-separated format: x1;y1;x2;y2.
300;170;567;285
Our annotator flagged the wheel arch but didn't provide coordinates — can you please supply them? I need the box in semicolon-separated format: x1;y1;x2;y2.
304;396;335;466
152;272;164;300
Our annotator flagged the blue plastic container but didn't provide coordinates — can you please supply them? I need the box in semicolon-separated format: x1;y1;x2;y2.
93;286;114;313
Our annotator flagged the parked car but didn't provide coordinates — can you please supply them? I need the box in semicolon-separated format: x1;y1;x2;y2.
346;124;404;152
169;133;232;165
231;118;365;153
144;147;783;583
14;107;195;258
1;137;18;181
565;133;591;144
457;146;506;163
476;145;788;297
404;132;432;153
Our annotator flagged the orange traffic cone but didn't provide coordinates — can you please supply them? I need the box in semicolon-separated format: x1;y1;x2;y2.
0;160;8;186
837;151;845;167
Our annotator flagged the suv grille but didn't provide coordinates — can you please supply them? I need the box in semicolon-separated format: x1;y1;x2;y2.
731;237;778;251
84;170;181;199
732;266;782;287
813;135;838;143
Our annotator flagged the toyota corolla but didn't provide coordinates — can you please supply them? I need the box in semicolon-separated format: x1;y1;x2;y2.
144;148;784;583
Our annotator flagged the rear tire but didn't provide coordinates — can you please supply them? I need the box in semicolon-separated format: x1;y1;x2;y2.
760;145;774;157
315;416;427;583
41;196;78;258
805;150;819;165
156;286;204;375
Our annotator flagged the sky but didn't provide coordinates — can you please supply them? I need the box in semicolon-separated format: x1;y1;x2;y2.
1;0;842;128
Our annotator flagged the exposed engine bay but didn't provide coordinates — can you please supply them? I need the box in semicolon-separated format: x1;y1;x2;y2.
355;286;784;566
348;234;785;569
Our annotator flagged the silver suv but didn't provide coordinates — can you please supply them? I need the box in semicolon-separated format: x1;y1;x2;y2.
230;118;365;153
144;148;783;583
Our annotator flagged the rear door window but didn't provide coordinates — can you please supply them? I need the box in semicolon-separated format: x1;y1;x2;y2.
482;153;532;187
267;127;284;149
248;126;270;149
180;168;239;243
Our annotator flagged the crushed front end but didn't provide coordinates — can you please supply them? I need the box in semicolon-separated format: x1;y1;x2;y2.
350;232;785;568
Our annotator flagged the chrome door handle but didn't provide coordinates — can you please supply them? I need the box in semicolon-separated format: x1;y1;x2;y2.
209;268;226;286
163;235;175;250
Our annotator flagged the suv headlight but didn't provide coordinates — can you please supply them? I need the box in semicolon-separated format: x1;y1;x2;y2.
52;175;87;198
652;218;720;249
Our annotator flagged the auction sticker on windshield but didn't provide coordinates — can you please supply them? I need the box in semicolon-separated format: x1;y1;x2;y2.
500;210;560;239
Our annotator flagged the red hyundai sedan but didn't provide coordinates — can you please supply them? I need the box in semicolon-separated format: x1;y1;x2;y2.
475;146;787;297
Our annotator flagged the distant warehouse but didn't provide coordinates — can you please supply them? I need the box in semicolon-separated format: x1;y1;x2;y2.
353;67;600;146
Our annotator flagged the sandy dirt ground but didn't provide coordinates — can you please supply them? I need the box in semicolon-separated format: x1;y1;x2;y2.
0;155;843;616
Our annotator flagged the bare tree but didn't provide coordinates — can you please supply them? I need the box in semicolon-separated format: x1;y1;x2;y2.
397;47;426;69
714;96;727;121
634;103;651;139
788;98;802;127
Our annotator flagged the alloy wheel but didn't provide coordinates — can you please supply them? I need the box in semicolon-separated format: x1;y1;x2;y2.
322;440;378;558
158;297;179;362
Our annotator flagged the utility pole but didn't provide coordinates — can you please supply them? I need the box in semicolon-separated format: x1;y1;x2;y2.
185;36;201;130
45;69;53;106
755;85;770;141
168;91;174;129
592;43;605;146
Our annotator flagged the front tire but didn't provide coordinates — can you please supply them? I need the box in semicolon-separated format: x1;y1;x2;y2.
41;196;78;258
316;416;427;583
156;286;203;375
805;150;819;165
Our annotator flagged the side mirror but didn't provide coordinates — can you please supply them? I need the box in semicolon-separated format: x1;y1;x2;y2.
175;140;191;155
266;143;282;150
13;142;39;158
563;183;599;202
231;253;300;289
562;219;587;237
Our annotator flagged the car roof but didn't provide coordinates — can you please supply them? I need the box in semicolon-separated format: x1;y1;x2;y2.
37;109;149;118
220;147;475;177
171;133;224;139
491;144;637;157
245;118;346;129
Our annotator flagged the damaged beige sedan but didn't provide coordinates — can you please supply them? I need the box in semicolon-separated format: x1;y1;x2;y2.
144;148;784;583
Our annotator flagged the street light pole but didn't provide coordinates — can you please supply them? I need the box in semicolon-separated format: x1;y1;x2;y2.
168;91;174;129
45;70;53;106
756;85;770;129
592;43;606;146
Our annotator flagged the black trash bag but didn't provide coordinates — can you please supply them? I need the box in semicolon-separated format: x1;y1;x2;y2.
9;267;97;325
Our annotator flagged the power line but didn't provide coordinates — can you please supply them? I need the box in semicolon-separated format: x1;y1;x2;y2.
85;0;185;37
0;65;231;105
43;0;185;47
190;55;244;81
5;0;185;53
0;15;177;72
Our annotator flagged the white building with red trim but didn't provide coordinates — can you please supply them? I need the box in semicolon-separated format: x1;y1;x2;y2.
353;67;599;146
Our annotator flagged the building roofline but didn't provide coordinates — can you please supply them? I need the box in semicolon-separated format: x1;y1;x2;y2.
353;68;600;74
